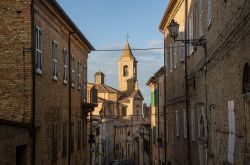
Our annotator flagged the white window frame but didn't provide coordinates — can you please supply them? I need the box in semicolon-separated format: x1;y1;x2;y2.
63;48;67;84
35;26;42;74
207;0;212;27
71;54;75;87
77;60;81;90
52;40;58;81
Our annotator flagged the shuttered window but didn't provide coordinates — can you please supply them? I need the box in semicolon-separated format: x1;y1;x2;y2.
189;12;194;55
170;44;173;71
207;0;212;26
183;110;187;139
52;40;58;80
179;31;185;62
52;123;57;161
63;49;67;84
71;55;75;87
153;127;157;144
191;109;196;141
62;122;67;157
176;111;179;137
77;60;81;90
199;0;204;37
35;26;42;74
227;100;235;164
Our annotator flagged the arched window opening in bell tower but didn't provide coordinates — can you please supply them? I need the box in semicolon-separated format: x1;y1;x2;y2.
243;63;250;94
123;65;128;77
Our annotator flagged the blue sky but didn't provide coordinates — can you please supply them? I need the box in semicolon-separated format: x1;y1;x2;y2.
57;0;169;104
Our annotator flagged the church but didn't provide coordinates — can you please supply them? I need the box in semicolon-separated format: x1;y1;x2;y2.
87;42;145;164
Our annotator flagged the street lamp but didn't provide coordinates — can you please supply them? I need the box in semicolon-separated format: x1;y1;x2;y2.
167;19;206;48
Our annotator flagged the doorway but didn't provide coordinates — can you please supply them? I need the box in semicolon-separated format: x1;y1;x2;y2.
16;145;27;165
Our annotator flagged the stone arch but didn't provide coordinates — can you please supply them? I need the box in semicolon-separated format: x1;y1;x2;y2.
123;65;128;77
243;63;250;94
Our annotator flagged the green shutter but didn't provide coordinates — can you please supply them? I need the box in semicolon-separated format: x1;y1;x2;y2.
153;127;156;144
155;89;158;106
151;91;154;106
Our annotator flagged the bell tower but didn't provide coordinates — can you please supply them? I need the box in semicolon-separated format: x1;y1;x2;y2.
118;42;137;93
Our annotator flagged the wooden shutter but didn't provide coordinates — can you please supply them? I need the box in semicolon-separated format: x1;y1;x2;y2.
183;110;187;139
179;32;185;62
227;100;235;164
189;12;194;55
199;0;204;37
170;44;173;71
176;111;179;137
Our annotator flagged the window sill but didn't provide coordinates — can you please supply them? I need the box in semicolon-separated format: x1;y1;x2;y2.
63;80;67;85
78;86;81;91
71;83;75;88
35;68;42;75
52;76;58;81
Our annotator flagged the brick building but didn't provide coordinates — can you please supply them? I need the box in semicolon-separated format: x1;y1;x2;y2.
0;0;95;164
159;0;250;164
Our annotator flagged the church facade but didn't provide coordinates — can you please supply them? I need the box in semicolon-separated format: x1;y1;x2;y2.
87;42;145;164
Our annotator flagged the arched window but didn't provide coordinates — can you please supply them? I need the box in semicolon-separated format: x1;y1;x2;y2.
123;65;128;77
243;63;250;94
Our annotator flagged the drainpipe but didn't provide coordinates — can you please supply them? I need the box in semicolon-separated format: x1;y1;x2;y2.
163;31;167;165
185;0;191;164
31;0;36;164
68;31;75;165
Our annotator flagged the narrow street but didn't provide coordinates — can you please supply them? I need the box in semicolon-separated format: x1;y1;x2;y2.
0;0;250;165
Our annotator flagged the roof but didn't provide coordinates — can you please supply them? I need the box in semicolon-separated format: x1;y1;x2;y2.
159;0;176;32
89;83;120;93
129;90;144;100
154;66;165;77
146;75;156;86
120;42;136;61
46;0;95;50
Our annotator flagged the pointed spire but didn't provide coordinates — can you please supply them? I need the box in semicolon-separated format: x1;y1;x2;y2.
120;42;135;60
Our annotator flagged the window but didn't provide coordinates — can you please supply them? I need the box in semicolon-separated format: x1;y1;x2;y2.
82;64;87;102
207;0;212;27
122;107;127;116
70;122;74;152
63;49;67;84
170;44;173;71
189;12;194;55
62;122;67;157
35;26;42;74
123;65;128;77
176;111;179;137
152;127;156;144
227;100;235;164
191;109;196;141
71;55;75;87
52;40;58;80
179;31;185;62
173;43;177;68
199;0;204;37
52;123;57;161
77;60;81;90
243;63;250;94
77;121;81;150
183;110;187;139
165;41;168;73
